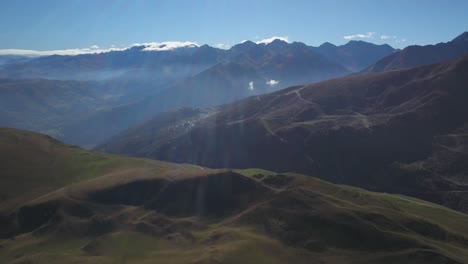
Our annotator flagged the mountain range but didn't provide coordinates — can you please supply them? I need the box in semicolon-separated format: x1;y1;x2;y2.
2;32;466;147
0;38;397;146
2;31;468;264
314;40;395;72
0;39;395;81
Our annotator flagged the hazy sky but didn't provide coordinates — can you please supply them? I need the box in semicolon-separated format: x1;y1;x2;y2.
0;0;467;53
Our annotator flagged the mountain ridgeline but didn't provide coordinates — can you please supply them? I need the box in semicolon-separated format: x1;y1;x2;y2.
363;31;468;73
0;39;396;146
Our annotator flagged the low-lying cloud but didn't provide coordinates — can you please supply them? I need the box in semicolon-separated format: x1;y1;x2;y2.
0;41;199;56
380;35;397;40
343;32;375;40
215;43;230;49
248;81;254;90
266;79;279;86
137;41;199;51
0;47;123;56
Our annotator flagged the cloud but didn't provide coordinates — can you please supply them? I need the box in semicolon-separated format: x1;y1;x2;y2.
343;32;375;40
0;41;199;56
266;79;279;86
380;35;397;40
248;81;254;90
395;38;407;43
256;36;289;44
136;41;199;51
215;43;230;49
0;47;123;56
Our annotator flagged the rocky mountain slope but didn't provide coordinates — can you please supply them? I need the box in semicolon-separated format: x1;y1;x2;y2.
364;31;468;73
97;54;468;213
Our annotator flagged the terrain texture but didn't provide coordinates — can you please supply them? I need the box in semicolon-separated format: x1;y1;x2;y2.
98;55;468;213
1;128;468;263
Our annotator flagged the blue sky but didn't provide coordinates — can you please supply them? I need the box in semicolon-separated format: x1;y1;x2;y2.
0;0;467;54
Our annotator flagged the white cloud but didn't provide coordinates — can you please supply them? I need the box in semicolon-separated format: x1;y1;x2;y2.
380;35;397;40
256;36;289;44
136;41;199;51
0;47;124;56
248;81;254;90
395;38;407;43
266;79;279;86
215;43;230;49
343;32;375;40
0;41;199;56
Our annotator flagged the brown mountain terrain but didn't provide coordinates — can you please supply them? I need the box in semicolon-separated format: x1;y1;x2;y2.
2;128;468;263
97;54;468;213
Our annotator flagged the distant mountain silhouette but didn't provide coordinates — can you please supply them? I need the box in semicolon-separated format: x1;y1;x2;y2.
314;40;396;72
162;39;353;108
0;55;32;66
0;39;396;81
228;40;258;57
0;44;224;81
364;31;468;73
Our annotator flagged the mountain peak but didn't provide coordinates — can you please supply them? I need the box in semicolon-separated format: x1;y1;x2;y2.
235;40;257;49
199;44;213;50
265;38;290;50
240;40;256;45
290;41;308;49
345;40;370;45
451;31;468;43
229;41;257;54
268;38;288;45
319;42;337;49
255;37;289;45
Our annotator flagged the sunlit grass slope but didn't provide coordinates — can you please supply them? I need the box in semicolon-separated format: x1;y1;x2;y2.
1;128;468;264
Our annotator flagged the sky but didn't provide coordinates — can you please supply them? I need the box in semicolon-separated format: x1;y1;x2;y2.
0;0;467;55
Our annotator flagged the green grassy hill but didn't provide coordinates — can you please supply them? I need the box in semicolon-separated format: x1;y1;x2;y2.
0;127;209;212
1;128;468;263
